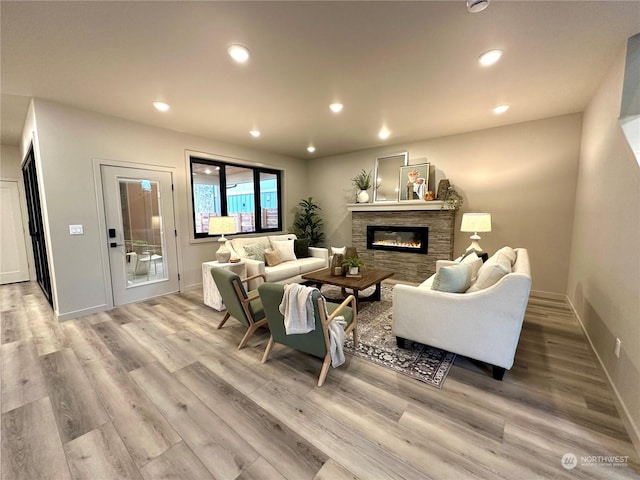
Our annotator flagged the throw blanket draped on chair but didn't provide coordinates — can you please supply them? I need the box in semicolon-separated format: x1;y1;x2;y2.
279;283;347;367
280;284;316;334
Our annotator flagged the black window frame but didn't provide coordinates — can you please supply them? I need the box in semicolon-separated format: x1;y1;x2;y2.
190;156;283;239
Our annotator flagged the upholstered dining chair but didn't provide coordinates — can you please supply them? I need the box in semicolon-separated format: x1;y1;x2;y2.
257;283;358;386
210;268;268;349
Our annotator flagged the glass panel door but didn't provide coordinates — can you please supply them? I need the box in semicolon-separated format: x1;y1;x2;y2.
119;178;167;286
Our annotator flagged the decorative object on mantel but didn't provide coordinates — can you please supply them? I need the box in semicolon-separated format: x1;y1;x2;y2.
438;180;464;211
208;216;237;263
436;179;450;199
399;163;430;201
351;169;372;203
374;152;408;203
292;197;324;246
424;191;435;201
460;212;492;253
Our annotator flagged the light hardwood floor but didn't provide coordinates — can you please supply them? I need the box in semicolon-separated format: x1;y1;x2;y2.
1;281;638;480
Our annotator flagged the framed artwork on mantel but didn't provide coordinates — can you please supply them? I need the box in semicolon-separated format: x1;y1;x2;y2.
399;163;430;201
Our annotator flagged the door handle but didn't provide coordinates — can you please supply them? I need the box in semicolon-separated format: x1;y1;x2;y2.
110;242;124;248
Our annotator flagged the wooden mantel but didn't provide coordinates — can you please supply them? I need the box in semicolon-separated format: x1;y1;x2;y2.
347;201;451;212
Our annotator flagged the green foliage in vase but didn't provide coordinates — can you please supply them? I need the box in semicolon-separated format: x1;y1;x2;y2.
292;197;324;246
351;169;372;190
342;256;366;269
440;185;464;212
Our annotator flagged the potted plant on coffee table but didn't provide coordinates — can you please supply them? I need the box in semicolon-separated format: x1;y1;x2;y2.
342;256;366;277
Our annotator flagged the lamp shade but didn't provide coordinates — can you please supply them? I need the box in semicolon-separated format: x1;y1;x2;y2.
460;213;492;233
208;216;237;236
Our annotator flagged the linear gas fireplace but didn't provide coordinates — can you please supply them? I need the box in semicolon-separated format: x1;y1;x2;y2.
367;225;429;254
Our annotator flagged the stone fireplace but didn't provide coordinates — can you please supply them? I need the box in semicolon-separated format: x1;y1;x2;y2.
350;203;455;282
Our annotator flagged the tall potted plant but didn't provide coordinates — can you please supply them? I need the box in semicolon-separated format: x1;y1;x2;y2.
292;197;324;246
351;169;372;203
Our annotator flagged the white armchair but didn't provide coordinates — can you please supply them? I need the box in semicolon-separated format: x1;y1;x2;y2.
392;248;531;380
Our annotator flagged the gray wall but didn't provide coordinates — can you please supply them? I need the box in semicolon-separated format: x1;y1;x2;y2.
307;113;582;295
20;99;307;319
568;44;640;449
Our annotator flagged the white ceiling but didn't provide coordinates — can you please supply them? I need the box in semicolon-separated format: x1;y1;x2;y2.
2;1;639;159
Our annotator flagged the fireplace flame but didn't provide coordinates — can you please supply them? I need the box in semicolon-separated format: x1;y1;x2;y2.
372;239;421;249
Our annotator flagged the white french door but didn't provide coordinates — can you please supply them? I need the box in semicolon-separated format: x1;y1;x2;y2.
101;165;179;305
0;180;30;284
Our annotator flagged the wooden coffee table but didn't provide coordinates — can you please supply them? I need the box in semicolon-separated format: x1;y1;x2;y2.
301;267;394;307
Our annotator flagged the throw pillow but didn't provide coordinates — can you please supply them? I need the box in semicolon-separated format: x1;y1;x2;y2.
331;246;346;255
493;246;517;265
243;243;266;262
263;248;283;267
460;251;483;281
272;239;297;262
294;238;311;258
466;262;510;292
431;264;472;293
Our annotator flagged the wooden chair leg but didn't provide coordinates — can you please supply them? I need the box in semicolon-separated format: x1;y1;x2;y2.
317;354;332;387
238;323;261;350
261;336;274;363
352;325;358;348
216;312;230;329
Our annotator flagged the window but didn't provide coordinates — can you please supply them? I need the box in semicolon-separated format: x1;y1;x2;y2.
190;156;282;238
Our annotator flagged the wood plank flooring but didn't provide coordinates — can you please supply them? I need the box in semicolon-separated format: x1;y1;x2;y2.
1;281;638;479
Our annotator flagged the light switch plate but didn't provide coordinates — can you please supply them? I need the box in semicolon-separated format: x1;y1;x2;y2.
69;225;83;235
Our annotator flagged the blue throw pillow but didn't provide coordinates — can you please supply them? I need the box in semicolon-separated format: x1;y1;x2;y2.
432;264;472;293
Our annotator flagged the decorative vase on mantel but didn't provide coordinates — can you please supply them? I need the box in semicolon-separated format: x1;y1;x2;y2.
357;190;369;203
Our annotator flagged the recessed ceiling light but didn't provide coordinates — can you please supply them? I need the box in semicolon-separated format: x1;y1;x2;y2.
493;105;509;114
479;49;503;66
307;146;316;153
378;128;390;140
152;101;170;112
228;44;250;63
250;130;261;138
204;168;212;175
329;103;343;113
467;0;490;13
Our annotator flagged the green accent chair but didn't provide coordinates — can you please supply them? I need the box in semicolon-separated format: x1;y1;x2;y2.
210;267;267;349
258;283;358;386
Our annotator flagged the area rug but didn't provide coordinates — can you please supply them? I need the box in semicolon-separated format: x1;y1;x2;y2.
323;284;456;389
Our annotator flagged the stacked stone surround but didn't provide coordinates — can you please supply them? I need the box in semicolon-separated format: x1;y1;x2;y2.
351;209;455;282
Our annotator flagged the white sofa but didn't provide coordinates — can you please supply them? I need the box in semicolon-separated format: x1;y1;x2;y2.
225;234;328;290
392;247;531;380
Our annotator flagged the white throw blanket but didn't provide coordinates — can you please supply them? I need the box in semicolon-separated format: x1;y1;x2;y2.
328;318;347;367
279;284;348;367
280;284;316;334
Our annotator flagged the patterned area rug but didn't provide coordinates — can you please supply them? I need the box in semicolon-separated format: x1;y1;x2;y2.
323;284;456;389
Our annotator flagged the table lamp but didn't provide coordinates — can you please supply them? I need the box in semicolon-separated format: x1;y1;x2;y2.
460;213;491;253
208;216;237;263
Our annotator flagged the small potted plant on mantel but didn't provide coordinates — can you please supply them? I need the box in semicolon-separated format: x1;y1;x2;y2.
351;169;372;203
342;256;366;277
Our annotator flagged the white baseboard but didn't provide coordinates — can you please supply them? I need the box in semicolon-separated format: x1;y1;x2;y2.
565;295;640;458
183;282;203;292
530;289;566;301
56;303;110;321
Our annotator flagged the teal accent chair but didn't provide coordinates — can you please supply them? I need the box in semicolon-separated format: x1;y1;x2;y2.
257;283;358;386
210;268;267;349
